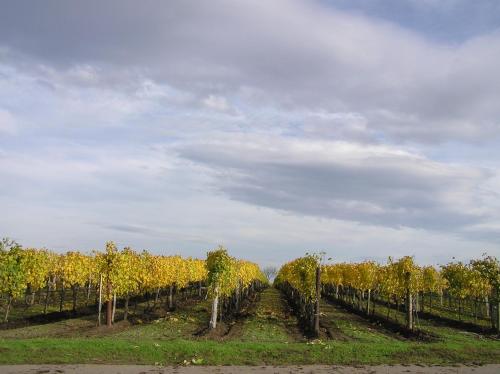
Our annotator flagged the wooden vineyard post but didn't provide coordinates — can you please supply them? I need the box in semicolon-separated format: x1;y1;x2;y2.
168;285;174;310
235;281;241;311
59;284;65;312
124;294;130;321
112;293;117;323
314;265;321;337
106;281;112;327
366;289;371;316
86;275;92;306
497;294;500;335
210;287;219;329
458;299;462;321
405;271;413;331
72;285;78;314
3;295;12;322
154;287;160;307
44;279;51;314
97;274;103;326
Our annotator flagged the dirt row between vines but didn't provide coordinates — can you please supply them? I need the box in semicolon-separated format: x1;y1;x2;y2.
200;287;304;342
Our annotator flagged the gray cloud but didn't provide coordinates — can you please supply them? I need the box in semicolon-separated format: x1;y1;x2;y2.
1;0;500;263
1;0;500;143
177;136;495;232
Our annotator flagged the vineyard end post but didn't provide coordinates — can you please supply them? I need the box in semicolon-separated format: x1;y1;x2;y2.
209;287;219;329
106;281;112;327
314;265;321;337
497;295;500;335
405;271;413;331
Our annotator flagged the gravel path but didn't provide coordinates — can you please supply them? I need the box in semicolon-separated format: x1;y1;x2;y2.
1;365;499;374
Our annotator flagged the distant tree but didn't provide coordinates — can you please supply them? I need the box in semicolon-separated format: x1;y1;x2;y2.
262;266;277;283
0;237;20;252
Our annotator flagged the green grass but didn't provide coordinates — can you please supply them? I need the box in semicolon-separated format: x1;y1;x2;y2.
320;300;394;342
371;294;493;329
0;288;499;366
0;336;498;366
238;288;303;342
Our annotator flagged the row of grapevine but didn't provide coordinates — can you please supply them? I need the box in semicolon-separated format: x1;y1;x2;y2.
0;240;206;325
0;239;268;331
321;255;500;332
274;254;321;336
93;242;208;326
206;246;268;329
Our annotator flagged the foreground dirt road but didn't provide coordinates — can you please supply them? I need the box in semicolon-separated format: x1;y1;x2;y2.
1;365;499;374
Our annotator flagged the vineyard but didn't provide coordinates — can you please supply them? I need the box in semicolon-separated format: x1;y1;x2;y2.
0;240;266;330
0;239;499;366
276;254;500;340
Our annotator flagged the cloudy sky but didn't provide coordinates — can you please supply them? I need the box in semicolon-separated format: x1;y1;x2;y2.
1;0;500;266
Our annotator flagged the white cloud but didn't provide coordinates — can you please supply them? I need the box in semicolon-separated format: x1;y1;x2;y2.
202;94;230;112
1;0;500;263
0;108;17;134
2;1;500;142
1;139;495;263
177;134;496;233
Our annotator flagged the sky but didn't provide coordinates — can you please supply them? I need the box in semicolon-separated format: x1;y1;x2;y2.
1;0;500;267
